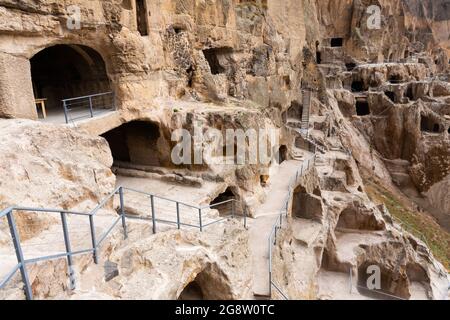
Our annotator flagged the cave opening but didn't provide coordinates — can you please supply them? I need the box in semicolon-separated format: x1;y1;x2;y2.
277;145;288;164
420;116;441;133
389;74;403;83
178;280;204;300
203;48;232;75
316;51;322;64
292;186;323;220
336;206;383;231
101;120;163;167
357;262;410;300
210;187;238;216
351;80;365;92
177;265;233;300
346;63;357;71
30;44;112;120
330;38;344;47
385;91;396;103
286;101;303;121
355;100;370;116
405;86;415;101
135;0;149;36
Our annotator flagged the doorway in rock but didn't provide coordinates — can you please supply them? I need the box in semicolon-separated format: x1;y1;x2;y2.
355;100;370;116
177;265;234;300
330;38;344;47
277;145;288;164
209;187;239;216
101;120;164;167
351;80;365;92
30;44;112;122
135;0;149;36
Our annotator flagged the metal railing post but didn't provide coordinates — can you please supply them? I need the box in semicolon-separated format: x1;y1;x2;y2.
119;187;127;239
268;235;273;297
88;96;94;118
60;212;76;290
349;268;353;294
89;215;98;264
231;200;235;218
176;202;181;230
244;207;247;229
150;195;156;234
6;210;33;300
63;100;69;124
198;208;203;232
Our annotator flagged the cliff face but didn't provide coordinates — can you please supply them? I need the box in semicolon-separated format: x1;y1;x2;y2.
0;0;448;300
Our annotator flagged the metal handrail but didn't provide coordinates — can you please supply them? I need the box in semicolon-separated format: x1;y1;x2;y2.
61;91;114;103
268;153;316;300
0;184;246;300
62;92;115;124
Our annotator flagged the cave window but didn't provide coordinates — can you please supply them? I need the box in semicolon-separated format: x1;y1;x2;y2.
351;81;364;92
203;48;231;75
346;63;356;71
330;38;344;47
355;100;370;116
30;44;112;120
101;120;162;166
385;91;396;103
389;74;402;83
448;127;450;134
209;187;238;216
316;51;322;64
135;0;149;36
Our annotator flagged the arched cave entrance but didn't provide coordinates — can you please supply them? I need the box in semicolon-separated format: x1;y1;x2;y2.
292;186;323;221
177;264;234;300
209;187;239;216
178;280;204;300
30;44;112;120
101;120;165;167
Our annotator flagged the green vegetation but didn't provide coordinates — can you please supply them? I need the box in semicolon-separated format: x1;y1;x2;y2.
365;179;450;270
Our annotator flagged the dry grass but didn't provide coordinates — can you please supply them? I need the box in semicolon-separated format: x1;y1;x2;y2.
364;179;450;271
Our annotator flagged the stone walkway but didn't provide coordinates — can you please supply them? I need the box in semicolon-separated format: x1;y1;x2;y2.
249;159;304;297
